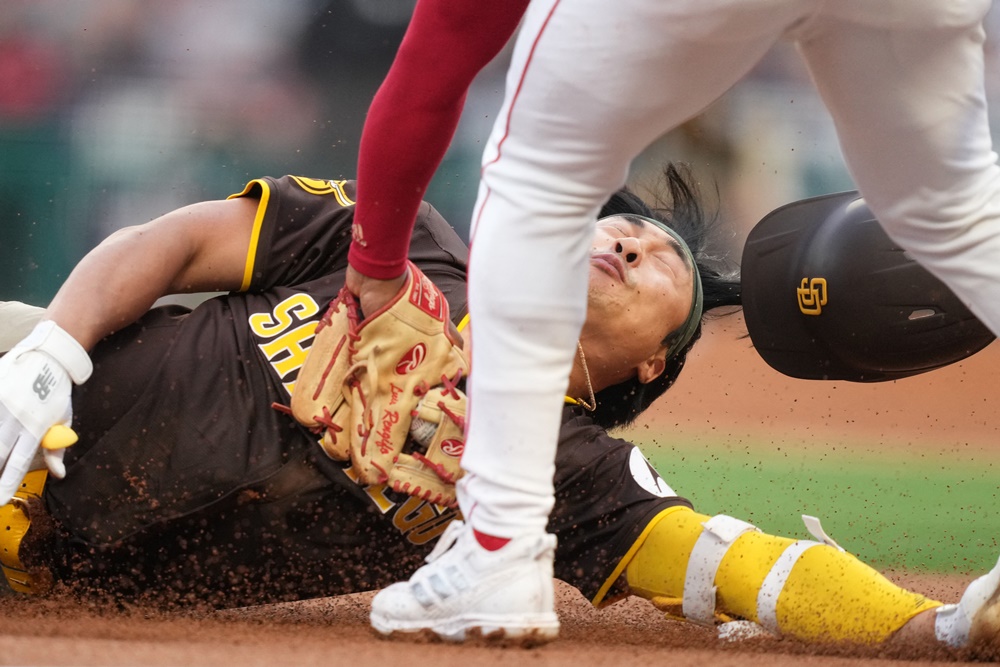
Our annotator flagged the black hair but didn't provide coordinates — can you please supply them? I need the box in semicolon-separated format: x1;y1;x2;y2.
589;163;741;431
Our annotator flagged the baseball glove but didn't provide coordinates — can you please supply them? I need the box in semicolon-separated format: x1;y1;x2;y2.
291;261;468;504
344;261;468;487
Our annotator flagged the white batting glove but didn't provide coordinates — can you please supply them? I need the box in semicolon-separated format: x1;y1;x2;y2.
0;320;92;504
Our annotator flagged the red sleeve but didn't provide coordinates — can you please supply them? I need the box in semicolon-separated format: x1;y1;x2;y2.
348;0;529;279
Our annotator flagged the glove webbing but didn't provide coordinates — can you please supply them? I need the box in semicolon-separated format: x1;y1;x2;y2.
409;369;466;485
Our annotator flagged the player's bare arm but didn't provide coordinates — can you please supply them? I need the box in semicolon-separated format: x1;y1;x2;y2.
45;196;258;351
0;195;258;502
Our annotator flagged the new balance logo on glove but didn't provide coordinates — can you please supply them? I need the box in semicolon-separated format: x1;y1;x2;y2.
32;366;57;402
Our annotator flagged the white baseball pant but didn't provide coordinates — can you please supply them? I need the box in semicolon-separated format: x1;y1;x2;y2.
458;0;1000;536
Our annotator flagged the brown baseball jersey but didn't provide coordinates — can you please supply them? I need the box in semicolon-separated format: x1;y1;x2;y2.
40;176;691;608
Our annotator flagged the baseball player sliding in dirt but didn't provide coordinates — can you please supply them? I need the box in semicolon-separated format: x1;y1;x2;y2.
345;0;1000;645
0;169;998;656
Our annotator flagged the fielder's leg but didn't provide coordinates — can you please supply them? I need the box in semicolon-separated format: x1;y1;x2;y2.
459;0;811;551
371;0;811;642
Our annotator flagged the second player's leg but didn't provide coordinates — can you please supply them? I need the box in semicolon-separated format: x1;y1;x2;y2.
461;0;808;539
373;0;812;641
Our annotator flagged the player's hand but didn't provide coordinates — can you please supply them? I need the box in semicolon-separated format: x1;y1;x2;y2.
0;320;92;504
345;264;408;320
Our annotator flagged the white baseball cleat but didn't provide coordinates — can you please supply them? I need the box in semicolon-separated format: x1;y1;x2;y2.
370;520;560;644
936;554;1000;655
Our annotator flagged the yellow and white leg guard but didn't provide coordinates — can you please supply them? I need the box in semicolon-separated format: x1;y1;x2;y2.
0;470;51;594
626;507;940;644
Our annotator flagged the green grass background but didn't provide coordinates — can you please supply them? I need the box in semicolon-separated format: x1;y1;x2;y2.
640;436;1000;574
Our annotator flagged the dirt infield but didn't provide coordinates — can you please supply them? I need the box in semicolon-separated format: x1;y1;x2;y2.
0;575;986;666
2;316;996;666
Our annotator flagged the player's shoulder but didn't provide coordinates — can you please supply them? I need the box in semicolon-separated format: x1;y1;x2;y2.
556;406;684;502
556;406;632;466
410;200;469;266
560;405;637;443
228;176;357;224
559;405;608;443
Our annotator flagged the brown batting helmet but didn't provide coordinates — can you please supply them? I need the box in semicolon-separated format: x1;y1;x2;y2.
741;191;994;382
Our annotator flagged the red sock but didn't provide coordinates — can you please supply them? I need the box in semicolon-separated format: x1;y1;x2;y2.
474;529;511;551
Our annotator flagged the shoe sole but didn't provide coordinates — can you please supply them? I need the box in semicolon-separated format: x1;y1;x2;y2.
370;613;559;647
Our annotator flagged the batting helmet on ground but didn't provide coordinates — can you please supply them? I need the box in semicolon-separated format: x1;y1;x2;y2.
741;191;995;382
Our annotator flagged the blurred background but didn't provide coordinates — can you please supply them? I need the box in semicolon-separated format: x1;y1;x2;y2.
5;0;1000;305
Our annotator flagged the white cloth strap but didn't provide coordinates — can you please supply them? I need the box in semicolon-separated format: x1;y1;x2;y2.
15;320;93;384
682;515;758;626
756;539;822;634
755;515;846;634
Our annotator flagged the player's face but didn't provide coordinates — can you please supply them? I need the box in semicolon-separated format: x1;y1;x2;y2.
582;216;696;386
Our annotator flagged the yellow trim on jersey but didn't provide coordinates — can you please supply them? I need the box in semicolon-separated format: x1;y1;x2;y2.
228;178;271;292
288;176;356;207
289;175;336;196
591;504;689;606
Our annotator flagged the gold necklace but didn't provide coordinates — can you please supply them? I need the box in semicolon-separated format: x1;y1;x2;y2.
575;342;597;411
